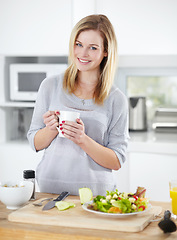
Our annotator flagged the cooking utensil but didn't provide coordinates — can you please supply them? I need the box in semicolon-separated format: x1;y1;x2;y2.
33;198;53;206
42;191;69;211
158;210;177;233
8;200;162;233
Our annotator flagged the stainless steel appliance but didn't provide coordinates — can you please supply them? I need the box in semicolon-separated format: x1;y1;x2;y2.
129;97;147;131
152;108;177;133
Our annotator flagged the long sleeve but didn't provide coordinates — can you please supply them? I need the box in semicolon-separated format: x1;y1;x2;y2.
106;88;129;167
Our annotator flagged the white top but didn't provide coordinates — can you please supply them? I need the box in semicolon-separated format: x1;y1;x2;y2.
27;73;129;195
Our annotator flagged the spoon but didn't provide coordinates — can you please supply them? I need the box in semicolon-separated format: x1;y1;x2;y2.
33;198;53;206
158;210;177;233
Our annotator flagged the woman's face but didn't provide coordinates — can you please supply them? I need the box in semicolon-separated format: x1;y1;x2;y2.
74;30;107;74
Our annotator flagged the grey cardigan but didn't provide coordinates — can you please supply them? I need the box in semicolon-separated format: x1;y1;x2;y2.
27;73;129;195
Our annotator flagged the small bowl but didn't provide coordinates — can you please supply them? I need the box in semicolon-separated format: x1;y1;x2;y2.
0;181;33;210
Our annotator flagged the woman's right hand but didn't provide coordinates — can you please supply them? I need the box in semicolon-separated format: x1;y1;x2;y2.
34;110;59;151
43;110;59;130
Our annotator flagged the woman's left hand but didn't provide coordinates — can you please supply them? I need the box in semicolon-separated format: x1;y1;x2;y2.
61;118;120;170
60;118;86;145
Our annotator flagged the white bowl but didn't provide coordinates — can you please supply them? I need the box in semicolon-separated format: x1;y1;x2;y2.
0;181;33;210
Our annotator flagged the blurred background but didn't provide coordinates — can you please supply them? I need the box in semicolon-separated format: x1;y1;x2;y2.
0;0;177;201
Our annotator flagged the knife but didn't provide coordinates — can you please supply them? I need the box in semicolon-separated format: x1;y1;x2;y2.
42;191;69;211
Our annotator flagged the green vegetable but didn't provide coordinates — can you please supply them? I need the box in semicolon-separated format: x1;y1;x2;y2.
96;201;111;213
79;187;93;205
93;195;106;203
55;201;75;211
112;198;132;213
87;188;149;214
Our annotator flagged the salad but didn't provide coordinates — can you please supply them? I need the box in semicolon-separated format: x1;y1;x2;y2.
87;187;149;214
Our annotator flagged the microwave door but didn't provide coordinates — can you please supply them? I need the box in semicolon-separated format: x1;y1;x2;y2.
11;72;46;101
18;72;46;91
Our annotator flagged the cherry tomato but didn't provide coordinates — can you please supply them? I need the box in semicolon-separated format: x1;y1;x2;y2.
139;205;145;211
133;195;138;200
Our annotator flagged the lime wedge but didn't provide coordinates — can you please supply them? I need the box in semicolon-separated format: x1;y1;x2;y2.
79;188;93;205
55;201;75;211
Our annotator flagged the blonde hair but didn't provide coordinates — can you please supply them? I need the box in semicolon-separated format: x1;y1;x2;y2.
63;14;118;104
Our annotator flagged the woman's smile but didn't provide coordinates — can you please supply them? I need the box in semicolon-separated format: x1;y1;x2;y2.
74;29;107;73
77;58;91;64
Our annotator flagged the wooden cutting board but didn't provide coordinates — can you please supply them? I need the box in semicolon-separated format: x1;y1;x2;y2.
8;197;162;233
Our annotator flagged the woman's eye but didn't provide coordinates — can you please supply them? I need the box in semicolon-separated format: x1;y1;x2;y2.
90;46;97;50
76;42;82;47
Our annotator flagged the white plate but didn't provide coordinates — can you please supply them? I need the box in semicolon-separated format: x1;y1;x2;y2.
82;201;152;218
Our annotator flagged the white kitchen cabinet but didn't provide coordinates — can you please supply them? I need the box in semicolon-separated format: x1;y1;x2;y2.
96;0;177;55
0;0;72;55
113;156;130;193
0;141;43;191
114;131;177;201
129;152;177;202
1;0;177;56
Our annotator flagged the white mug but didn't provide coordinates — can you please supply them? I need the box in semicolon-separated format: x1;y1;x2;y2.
56;111;80;138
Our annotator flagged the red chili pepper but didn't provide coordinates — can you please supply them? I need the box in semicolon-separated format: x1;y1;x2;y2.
133;195;138;200
139;205;145;211
118;197;121;200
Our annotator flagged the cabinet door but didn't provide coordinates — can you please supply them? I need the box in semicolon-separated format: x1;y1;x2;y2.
0;143;43;191
0;0;72;55
96;0;177;55
113;156;130;193
129;152;177;201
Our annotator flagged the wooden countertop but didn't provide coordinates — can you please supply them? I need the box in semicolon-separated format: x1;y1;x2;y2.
0;192;177;240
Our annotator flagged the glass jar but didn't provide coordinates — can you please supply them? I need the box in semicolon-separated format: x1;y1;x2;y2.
23;170;35;200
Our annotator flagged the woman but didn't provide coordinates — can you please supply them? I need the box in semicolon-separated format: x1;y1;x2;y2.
27;14;129;195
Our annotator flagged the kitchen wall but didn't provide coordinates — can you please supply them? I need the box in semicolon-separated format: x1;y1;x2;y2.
0;0;177;55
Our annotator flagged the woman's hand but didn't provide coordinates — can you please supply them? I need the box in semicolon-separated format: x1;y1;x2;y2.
34;110;59;151
59;117;120;170
43;110;59;130
60;118;86;145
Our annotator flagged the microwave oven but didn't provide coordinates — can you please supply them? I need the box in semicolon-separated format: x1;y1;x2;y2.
10;63;67;101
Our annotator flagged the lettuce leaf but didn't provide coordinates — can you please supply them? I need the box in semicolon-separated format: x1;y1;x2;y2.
95;201;112;213
112;199;132;213
93;195;105;202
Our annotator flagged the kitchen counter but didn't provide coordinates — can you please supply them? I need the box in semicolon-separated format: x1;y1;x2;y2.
0;192;177;240
128;130;177;154
1;130;177;155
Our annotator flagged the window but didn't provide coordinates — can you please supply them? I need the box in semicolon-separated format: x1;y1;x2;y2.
127;76;177;120
115;68;177;121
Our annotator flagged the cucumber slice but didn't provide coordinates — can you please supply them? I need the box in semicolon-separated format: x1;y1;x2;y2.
79;187;93;205
55;201;75;211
